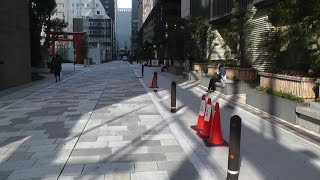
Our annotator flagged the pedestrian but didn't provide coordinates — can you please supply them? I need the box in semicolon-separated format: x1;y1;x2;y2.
206;63;226;92
56;54;62;79
52;57;61;82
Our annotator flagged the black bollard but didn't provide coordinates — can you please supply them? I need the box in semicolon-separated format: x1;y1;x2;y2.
154;72;158;92
142;64;144;77
171;81;176;113
227;115;242;180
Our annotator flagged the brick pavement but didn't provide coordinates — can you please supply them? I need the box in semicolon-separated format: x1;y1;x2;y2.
0;62;201;180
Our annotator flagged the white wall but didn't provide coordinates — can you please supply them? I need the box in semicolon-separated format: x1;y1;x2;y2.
89;48;101;64
68;0;111;32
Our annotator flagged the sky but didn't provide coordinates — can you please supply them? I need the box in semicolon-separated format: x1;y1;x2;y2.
117;0;132;8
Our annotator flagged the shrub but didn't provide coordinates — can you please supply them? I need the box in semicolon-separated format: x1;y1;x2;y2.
256;86;304;103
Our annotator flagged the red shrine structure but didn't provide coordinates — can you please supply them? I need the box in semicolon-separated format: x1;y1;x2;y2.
50;32;86;64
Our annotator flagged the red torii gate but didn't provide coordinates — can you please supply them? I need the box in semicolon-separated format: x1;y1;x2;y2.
50;32;86;64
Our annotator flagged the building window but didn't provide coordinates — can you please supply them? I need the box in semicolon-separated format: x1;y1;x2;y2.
87;4;90;7
96;4;99;7
97;11;100;15
81;3;84;7
89;22;93;26
102;30;106;34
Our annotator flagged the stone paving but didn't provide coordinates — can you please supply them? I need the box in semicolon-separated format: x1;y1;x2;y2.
0;62;201;180
135;63;320;180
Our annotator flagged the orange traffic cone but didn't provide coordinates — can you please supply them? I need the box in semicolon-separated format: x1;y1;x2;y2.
199;98;213;138
206;102;226;146
149;75;156;88
149;72;158;89
191;95;206;131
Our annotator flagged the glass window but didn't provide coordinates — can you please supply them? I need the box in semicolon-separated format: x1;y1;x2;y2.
97;11;100;15
87;4;90;7
96;4;99;7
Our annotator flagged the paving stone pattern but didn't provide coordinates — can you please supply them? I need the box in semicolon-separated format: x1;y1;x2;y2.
0;62;201;180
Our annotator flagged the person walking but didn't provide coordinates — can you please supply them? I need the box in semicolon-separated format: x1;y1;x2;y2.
52;57;61;82
56;54;63;79
206;64;226;92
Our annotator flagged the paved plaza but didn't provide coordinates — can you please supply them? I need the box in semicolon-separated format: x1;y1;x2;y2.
0;61;319;180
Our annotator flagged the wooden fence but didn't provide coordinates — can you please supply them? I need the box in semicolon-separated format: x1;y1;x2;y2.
259;72;319;101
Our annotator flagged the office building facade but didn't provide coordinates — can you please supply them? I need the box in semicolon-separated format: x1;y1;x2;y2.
117;8;132;49
131;0;139;55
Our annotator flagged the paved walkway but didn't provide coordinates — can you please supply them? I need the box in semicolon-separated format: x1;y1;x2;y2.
0;62;200;180
133;63;320;180
0;61;320;180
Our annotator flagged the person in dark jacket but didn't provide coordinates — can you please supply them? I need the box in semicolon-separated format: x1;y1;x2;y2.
52;57;61;82
206;64;226;92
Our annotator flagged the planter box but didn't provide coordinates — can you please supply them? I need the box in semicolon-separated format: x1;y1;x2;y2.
226;67;257;82
246;89;302;124
259;72;319;101
207;66;257;83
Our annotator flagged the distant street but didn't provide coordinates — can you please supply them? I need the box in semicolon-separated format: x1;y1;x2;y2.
0;61;319;180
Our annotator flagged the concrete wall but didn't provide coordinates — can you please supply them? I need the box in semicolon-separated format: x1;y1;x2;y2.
0;0;31;91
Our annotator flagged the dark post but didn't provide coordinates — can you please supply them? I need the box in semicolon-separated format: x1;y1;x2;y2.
142;64;144;77
227;115;242;180
171;81;176;113
154;72;158;92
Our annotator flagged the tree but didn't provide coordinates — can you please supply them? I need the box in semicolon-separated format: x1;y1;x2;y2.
185;17;209;62
44;18;68;49
266;0;320;76
29;0;57;67
216;0;253;68
206;27;218;61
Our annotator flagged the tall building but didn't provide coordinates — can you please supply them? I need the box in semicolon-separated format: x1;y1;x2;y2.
100;0;116;21
73;17;113;63
137;0;155;31
51;0;114;62
138;0;181;60
131;0;139;55
117;8;132;49
188;0;276;71
100;0;117;59
0;0;31;90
